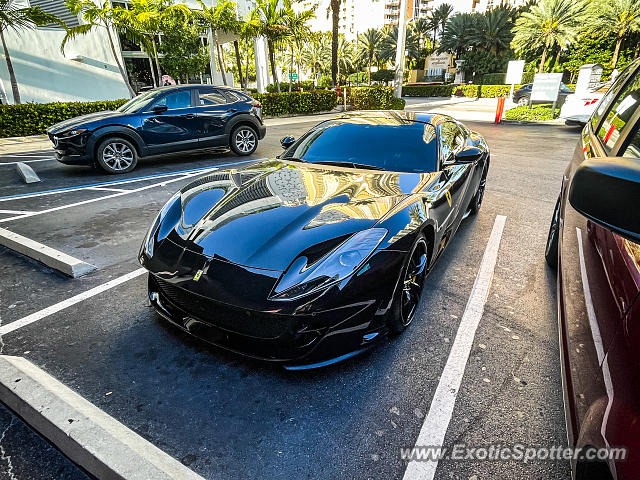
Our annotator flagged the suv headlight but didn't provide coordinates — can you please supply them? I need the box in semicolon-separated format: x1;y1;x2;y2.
270;228;387;300
140;192;182;258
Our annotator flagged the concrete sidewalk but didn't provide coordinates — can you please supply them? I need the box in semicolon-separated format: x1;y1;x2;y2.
0;135;50;155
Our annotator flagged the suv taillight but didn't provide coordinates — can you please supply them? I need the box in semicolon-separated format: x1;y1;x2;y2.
253;101;262;108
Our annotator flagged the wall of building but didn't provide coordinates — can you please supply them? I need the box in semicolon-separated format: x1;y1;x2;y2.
0;16;130;104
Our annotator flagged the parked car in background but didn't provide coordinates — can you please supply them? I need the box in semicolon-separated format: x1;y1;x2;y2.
545;58;640;479
560;82;612;126
512;82;574;106
46;85;265;174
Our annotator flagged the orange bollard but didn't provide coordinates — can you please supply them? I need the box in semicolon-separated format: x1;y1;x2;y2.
495;96;506;124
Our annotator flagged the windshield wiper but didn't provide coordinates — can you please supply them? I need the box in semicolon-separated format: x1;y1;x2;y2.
311;160;385;171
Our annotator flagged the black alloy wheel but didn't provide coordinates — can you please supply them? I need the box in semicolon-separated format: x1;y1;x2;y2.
388;235;429;334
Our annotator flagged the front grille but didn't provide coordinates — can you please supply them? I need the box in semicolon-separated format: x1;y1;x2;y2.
154;277;297;340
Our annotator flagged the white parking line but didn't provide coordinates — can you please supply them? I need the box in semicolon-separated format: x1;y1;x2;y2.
0;171;213;224
402;215;507;480
0;268;146;336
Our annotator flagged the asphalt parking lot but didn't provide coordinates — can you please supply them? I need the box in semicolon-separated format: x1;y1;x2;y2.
0;107;582;480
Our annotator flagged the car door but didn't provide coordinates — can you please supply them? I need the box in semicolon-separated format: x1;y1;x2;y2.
558;61;640;458
138;89;199;155
195;87;236;147
437;121;476;234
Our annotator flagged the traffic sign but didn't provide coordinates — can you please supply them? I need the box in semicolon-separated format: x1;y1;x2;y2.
289;73;298;80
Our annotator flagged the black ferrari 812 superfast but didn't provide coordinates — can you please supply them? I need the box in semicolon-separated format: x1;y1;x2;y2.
139;111;489;369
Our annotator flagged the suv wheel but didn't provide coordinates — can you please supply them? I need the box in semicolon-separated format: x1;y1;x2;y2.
230;125;258;156
96;137;137;174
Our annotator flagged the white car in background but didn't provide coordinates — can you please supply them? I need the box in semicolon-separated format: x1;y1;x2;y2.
560;82;611;126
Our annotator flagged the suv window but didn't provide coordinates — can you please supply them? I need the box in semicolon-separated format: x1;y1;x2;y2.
623;127;640;158
596;75;640;152
198;88;228;106
591;63;638;134
152;90;192;110
225;91;244;103
439;122;465;164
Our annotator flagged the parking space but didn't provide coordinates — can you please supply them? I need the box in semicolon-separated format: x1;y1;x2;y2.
0;112;582;479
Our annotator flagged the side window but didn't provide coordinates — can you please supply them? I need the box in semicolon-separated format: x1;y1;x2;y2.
198;88;228;106
152;91;192;111
591;63;638;133
622;127;640;158
439;122;465;164
224;91;243;103
596;75;640;152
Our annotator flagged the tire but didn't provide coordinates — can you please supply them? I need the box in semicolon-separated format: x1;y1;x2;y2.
387;235;429;335
545;197;561;269
575;446;614;480
229;125;258;156
96;137;138;174
469;162;488;215
517;96;528;106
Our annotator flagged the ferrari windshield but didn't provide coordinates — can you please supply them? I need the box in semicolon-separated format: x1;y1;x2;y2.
281;119;438;173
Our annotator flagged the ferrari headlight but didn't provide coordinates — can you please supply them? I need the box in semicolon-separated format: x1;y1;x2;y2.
140;192;181;258
271;228;387;300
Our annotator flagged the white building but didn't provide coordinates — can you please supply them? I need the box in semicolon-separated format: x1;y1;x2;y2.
384;0;432;27
0;0;258;104
300;0;386;40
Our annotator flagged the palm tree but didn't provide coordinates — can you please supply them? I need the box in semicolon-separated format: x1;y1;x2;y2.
412;17;431;54
438;13;475;57
433;3;454;37
511;0;587;73
254;0;288;92
195;0;239;86
63;0;135;97
591;0;640;68
471;8;513;55
336;35;354;84
238;10;260;92
283;0;314;91
0;0;63;103
426;12;439;53
302;36;329;86
378;25;420;66
328;0;341;86
357;28;381;85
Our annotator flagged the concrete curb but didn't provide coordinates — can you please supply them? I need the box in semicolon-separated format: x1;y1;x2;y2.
0;227;96;277
500;119;567;126
16;162;41;183
0;355;207;480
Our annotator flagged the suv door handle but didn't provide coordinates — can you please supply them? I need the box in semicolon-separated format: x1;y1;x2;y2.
182;113;196;119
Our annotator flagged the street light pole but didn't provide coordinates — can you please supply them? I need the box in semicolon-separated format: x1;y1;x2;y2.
393;0;407;98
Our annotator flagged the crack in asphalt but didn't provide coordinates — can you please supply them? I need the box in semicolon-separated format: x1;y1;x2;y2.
0;417;17;480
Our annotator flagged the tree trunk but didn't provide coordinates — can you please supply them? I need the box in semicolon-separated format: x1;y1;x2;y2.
1;29;20;104
553;47;562;70
368;57;372;85
267;39;279;92
432;28;436;53
152;38;161;85
538;44;548;73
105;26;135;97
216;41;227;86
234;40;244;90
245;42;250;94
289;44;294;92
330;0;340;87
612;35;623;68
147;54;157;87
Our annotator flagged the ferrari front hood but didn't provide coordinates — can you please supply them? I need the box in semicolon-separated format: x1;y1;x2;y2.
167;160;435;271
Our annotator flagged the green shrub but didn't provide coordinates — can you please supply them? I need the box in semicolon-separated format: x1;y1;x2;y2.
480;73;506;85
390;97;406;110
349;86;397;109
504;105;559;121
401;85;452;97
0;99;128;138
253;90;337;117
371;69;395;84
521;72;535;84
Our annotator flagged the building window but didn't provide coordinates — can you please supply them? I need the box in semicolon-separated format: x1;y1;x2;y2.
30;0;80;28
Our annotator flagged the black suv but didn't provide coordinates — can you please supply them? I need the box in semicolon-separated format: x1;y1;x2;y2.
47;85;266;174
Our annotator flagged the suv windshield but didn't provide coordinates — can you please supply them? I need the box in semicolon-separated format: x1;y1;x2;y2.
281;119;438;173
117;90;162;113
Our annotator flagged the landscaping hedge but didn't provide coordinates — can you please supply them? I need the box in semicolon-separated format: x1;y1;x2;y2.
504;105;559;121
402;84;524;98
0;99;127;138
254;90;337;117
350;86;404;110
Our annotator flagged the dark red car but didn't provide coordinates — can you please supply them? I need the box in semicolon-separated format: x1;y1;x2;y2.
546;58;640;479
